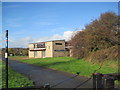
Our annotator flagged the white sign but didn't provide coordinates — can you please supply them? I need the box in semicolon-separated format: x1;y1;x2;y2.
5;53;8;58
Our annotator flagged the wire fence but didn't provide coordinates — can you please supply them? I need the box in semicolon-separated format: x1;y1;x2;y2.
74;60;105;89
51;74;79;88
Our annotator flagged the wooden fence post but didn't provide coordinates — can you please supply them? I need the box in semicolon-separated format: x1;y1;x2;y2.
93;73;103;90
102;75;114;89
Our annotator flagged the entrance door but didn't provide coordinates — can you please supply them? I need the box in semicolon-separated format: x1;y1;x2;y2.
34;51;37;58
42;51;45;58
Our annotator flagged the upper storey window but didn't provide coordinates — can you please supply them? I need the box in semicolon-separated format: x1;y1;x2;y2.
55;43;62;45
34;43;45;48
34;44;37;49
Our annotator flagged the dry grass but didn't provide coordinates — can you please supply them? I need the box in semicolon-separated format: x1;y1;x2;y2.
9;56;29;60
86;45;119;62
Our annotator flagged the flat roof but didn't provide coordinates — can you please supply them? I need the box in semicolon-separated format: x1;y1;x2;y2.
29;39;65;44
29;42;45;44
45;39;65;42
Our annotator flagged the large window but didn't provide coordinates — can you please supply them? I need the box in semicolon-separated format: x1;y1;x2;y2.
34;43;45;48
55;43;62;45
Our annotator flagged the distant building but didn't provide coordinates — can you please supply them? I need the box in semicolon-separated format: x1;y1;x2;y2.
29;40;71;58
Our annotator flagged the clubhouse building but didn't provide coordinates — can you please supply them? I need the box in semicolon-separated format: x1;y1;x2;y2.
29;40;71;58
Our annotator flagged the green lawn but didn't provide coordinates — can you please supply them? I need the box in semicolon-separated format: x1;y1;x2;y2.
9;56;118;78
0;60;34;88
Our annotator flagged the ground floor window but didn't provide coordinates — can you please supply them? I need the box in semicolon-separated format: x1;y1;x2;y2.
42;51;46;58
34;51;37;58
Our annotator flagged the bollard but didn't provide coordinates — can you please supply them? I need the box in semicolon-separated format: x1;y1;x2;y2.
103;75;114;89
93;73;103;90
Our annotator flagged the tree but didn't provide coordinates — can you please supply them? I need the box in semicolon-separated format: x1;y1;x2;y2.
8;48;14;55
70;12;119;59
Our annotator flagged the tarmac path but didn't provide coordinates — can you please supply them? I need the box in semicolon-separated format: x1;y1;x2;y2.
5;58;93;89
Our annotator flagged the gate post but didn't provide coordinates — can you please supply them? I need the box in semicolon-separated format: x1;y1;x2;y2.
102;75;114;89
93;73;103;90
5;30;8;88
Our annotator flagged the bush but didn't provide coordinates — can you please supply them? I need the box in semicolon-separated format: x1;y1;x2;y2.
72;47;89;59
85;45;119;62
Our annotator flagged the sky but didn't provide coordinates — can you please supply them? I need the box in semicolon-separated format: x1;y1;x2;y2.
2;2;118;48
1;0;120;2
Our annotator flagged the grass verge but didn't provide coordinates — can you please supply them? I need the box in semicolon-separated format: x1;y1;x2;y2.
0;60;34;88
9;56;118;78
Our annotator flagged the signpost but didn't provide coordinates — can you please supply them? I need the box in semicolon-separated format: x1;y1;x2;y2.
5;30;8;88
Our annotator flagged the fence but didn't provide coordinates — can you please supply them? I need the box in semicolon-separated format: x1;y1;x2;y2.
93;73;120;89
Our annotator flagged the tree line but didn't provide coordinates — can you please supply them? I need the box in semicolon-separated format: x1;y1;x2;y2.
2;48;28;56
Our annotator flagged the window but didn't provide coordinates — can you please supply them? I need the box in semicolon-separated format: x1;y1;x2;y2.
34;44;37;48
54;50;65;51
37;44;41;48
55;43;62;45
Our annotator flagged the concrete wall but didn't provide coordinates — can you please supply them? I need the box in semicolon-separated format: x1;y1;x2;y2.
53;40;65;50
45;41;53;57
29;44;34;58
37;51;42;58
53;51;66;57
52;40;67;57
29;44;34;50
29;51;34;58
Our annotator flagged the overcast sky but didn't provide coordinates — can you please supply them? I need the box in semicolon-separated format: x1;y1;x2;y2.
2;2;118;48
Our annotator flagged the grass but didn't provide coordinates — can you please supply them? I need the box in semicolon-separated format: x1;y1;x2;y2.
0;60;34;88
9;56;118;78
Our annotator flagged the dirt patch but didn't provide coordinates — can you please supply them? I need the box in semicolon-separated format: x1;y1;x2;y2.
9;56;29;60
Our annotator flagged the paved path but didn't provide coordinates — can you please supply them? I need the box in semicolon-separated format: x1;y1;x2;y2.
7;58;93;89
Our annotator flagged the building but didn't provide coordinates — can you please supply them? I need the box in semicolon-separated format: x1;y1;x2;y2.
29;40;70;58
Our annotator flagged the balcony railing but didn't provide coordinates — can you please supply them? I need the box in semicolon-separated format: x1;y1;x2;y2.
29;47;46;50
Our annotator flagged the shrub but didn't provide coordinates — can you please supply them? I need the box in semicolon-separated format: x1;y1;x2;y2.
85;45;119;62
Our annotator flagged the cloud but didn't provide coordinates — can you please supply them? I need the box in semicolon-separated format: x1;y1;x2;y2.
50;27;66;33
6;30;81;48
46;31;75;41
7;30;79;48
63;31;74;41
36;34;63;42
8;37;34;48
50;34;63;40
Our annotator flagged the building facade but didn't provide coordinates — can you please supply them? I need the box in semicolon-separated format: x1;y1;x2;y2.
29;40;70;58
